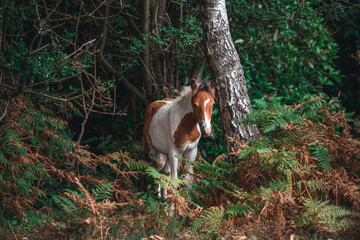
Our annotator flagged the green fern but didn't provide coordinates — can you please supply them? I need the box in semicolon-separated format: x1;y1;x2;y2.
165;214;187;238
127;161;149;172
305;181;326;192
226;202;252;218
0;152;13;169
52;195;78;217
92;183;113;201
252;97;304;123
310;143;332;172
146;167;186;190
302;199;353;231
64;188;85;199
187;207;225;234
136;191;161;217
318;205;352;230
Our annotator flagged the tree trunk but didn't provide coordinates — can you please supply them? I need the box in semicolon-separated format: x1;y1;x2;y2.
200;0;260;154
142;0;152;96
150;0;166;87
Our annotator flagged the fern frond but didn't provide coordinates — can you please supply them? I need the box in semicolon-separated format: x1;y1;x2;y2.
65;188;85;199
319;204;352;230
127;161;149;172
303;199;353;231
187;206;225;233
92;183;113;201
310;143;332;172
136;192;161;217
226;202;252;218
305;181;326;192
52;195;78;217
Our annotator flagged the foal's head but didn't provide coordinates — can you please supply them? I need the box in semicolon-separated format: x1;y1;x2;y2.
191;80;215;137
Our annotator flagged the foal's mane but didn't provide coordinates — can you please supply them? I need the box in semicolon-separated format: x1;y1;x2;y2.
171;87;192;105
171;81;214;105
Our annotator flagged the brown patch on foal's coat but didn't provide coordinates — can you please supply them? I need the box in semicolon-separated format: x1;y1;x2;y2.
173;112;200;148
143;101;167;152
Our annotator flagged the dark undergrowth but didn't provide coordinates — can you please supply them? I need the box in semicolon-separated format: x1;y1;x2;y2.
1;95;359;239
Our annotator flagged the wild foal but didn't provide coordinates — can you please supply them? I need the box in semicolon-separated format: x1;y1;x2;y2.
143;80;215;197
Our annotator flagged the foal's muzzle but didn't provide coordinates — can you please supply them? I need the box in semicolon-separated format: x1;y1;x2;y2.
200;124;212;137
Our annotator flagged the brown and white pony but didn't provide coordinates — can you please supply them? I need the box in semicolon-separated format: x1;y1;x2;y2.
143;80;215;197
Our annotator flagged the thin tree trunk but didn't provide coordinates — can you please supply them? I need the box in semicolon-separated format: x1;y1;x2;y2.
200;0;260;154
142;0;152;96
150;0;166;87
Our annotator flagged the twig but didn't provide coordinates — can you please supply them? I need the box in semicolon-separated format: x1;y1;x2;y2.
76;77;95;146
24;86;96;102
65;38;96;60
80;107;125;115
26;75;74;88
7;222;18;240
43;0;62;22
29;43;49;55
74;4;82;51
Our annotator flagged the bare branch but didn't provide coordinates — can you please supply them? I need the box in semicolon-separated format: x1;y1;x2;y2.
65;38;97;59
24;86;96;102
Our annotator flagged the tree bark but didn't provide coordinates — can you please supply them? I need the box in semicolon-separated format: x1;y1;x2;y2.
200;0;260;154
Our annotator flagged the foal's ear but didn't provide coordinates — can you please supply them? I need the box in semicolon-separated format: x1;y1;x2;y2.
210;80;216;94
191;80;198;92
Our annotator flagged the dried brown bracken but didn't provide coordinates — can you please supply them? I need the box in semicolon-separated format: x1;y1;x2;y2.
191;96;360;239
0;97;152;239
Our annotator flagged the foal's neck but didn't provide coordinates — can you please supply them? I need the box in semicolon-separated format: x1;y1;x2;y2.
176;91;192;113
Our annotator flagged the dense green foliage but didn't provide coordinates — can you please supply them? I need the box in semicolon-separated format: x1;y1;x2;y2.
229;1;341;102
0;0;359;239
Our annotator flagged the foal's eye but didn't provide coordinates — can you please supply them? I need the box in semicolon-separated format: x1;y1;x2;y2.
193;102;197;108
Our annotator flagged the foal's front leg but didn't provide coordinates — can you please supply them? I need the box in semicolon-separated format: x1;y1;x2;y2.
185;147;197;190
168;151;179;216
169;151;179;183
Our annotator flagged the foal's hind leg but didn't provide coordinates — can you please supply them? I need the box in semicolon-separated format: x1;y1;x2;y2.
149;149;168;198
